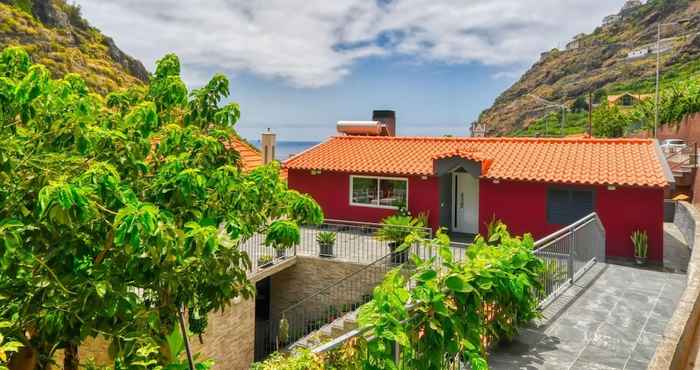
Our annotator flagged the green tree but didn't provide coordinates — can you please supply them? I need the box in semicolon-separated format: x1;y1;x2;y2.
592;103;631;138
593;89;607;104
570;96;589;113
0;47;322;369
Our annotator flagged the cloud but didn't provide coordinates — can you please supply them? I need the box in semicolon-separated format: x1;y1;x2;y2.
75;0;622;88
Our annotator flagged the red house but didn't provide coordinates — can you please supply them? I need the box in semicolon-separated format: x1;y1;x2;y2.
284;112;674;262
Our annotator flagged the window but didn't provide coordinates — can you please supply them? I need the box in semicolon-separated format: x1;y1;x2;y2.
547;188;594;225
350;176;407;209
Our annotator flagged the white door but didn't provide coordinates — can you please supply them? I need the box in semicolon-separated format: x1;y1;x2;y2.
453;173;479;234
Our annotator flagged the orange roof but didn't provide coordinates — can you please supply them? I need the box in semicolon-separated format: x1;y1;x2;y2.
226;136;263;172
283;136;670;188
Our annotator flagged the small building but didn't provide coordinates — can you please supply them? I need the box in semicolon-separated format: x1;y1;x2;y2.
284;111;674;263
603;14;622;27
627;47;650;59
566;33;587;50
470;121;487;137
607;92;653;107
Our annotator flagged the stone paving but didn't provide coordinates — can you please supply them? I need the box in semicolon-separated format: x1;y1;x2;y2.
489;263;687;370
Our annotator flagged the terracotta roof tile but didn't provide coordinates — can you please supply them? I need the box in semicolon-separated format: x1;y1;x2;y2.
283;136;669;188
225;137;263;172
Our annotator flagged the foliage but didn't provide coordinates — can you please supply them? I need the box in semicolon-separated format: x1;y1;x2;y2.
0;322;22;370
0;46;320;368
254;224;543;369
251;349;325;370
592;103;631;138
570;96;588;113
633;78;700;130
631;230;648;259
315;231;336;245
258;255;273;266
375;215;426;245
265;220;301;251
355;227;543;369
593;89;608;104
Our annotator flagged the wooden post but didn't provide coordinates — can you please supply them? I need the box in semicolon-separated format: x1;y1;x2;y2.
588;91;593;137
177;306;196;370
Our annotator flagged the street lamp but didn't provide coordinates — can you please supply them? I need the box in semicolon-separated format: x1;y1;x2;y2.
654;18;691;137
529;94;568;137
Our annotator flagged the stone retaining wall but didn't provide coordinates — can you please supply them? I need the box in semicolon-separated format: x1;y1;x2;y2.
649;201;700;369
269;256;386;326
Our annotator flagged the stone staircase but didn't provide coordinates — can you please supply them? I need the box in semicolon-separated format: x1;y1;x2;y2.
289;309;360;350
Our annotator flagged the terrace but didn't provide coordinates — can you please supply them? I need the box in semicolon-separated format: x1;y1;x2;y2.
240;219;471;277
242;207;692;369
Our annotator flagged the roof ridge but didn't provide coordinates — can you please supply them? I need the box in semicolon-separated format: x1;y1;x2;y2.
330;135;655;144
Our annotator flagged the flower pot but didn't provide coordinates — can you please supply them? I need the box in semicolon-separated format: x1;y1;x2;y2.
634;256;647;265
319;242;334;257
276;248;287;259
389;242;408;264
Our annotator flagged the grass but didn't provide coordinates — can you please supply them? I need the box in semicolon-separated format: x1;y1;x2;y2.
607;58;700;94
511;111;589;137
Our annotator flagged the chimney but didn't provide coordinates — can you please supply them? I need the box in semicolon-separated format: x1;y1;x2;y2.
261;128;276;164
372;110;396;136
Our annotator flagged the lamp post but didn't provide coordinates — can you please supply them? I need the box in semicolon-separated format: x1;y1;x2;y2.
654;19;690;137
529;94;568;137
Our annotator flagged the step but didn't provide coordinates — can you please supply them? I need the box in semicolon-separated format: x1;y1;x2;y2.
288;308;361;351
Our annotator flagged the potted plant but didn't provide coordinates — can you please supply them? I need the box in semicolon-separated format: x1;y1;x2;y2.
265;220;301;260
258;255;273;268
631;229;648;265
376;215;426;264
316;231;336;257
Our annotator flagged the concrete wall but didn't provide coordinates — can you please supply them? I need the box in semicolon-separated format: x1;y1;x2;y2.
632;113;700;146
649;201;700;369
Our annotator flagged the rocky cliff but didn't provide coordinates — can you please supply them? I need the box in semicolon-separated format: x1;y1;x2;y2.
479;0;700;135
0;0;148;93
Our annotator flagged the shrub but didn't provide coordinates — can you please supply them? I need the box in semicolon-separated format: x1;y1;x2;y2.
631;229;648;259
375;215;426;245
315;231;336;245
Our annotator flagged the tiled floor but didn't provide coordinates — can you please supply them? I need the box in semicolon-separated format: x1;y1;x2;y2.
489;263;687;370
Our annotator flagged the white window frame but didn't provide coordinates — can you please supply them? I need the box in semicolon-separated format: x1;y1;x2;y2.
349;175;409;210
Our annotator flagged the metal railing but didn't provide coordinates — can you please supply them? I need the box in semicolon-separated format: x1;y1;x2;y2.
256;251;412;358
311;213;607;361
533;212;606;308
240;219;433;276
251;220;432;359
239;232;298;276
665;143;698;173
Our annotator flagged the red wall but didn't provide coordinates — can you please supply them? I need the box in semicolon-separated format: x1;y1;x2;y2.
287;169;441;230
288;169;664;262
479;180;664;262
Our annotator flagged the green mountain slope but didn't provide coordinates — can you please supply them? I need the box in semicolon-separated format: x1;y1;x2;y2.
479;0;700;136
0;0;148;93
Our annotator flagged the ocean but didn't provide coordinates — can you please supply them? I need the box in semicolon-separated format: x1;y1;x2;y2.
251;140;320;161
